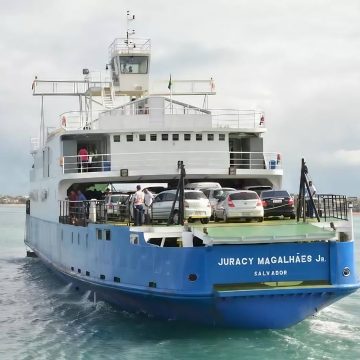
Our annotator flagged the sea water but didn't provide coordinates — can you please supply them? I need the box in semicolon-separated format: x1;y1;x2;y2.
0;205;359;360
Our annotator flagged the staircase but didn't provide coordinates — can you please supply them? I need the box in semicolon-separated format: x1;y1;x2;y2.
102;86;115;109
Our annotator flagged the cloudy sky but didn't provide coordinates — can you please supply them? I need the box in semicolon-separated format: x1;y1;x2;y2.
0;0;359;196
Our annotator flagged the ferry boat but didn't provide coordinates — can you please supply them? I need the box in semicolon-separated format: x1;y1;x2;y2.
25;16;359;329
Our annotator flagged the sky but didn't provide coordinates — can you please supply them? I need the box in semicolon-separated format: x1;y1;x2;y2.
0;0;359;196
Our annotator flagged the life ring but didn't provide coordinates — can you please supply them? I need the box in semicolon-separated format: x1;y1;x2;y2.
61;115;67;127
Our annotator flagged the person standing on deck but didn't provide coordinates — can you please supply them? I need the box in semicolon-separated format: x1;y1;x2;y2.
78;146;89;172
134;185;145;226
144;188;154;224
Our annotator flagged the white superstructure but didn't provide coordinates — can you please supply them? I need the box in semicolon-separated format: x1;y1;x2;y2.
29;30;282;223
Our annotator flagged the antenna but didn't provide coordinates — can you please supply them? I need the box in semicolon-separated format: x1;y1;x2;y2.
126;11;136;50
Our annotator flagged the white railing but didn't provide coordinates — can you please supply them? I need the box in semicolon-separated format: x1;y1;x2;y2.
32;80;113;96
212;109;264;129
109;38;151;58
56;106;265;131
61;151;282;174
150;79;215;96
59;110;106;130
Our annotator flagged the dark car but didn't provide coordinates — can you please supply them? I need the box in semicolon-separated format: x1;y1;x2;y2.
260;190;296;219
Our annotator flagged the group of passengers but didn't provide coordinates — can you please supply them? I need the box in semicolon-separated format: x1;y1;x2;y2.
133;185;154;226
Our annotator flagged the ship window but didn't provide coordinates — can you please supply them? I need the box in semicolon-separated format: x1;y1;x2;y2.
139;134;146;141
184;134;191;141
105;230;111;241
162;134;168;141
97;229;102;240
150;134;157;141
219;134;225;141
113;135;120;142
119;56;149;74
172;134;179;141
126;134;133;142
207;134;214;141
196;134;202;141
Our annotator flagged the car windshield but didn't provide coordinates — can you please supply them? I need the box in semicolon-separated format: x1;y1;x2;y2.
185;192;207;200
261;191;290;198
230;192;258;200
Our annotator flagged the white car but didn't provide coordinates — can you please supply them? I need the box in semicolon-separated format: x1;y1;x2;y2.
214;190;264;222
151;189;211;224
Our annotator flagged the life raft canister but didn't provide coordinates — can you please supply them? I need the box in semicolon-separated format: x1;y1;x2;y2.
61;115;67;127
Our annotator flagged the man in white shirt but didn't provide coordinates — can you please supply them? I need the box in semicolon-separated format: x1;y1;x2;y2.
144;188;154;224
134;185;145;225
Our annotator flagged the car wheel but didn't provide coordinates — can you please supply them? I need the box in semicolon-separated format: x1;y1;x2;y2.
214;212;220;222
200;218;209;224
290;213;296;219
257;217;264;222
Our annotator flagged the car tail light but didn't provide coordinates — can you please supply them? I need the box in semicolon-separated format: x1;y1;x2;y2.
184;201;189;208
262;200;268;207
288;198;294;205
227;197;235;207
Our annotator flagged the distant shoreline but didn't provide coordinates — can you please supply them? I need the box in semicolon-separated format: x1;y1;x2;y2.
0;203;25;207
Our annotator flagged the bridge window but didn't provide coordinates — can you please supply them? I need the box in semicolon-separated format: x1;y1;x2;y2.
113;135;120;142
172;134;179;141
184;134;191;141
196;134;202;141
150;134;157;141
208;134;214;141
139;134;146;141
126;134;133;142
162;134;168;141
119;56;149;74
219;134;226;141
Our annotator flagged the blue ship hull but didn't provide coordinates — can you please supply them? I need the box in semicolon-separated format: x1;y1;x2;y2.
25;217;360;329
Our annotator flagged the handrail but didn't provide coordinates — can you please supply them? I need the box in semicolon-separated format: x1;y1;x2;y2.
33;80;113;96
61;151;282;174
59;200;107;226
316;194;348;221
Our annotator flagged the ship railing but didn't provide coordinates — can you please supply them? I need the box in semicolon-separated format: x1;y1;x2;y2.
32;80;113;96
211;109;265;129
109;38;151;57
59;200;107;226
150;79;216;96
61;151;282;174
59;110;105;130
315;194;348;221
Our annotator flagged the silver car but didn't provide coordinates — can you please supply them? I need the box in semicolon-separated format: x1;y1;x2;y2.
202;187;236;219
151;190;211;224
105;193;129;218
214;190;264;222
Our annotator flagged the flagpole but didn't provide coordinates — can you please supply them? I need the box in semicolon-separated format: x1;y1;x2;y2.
168;74;173;114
